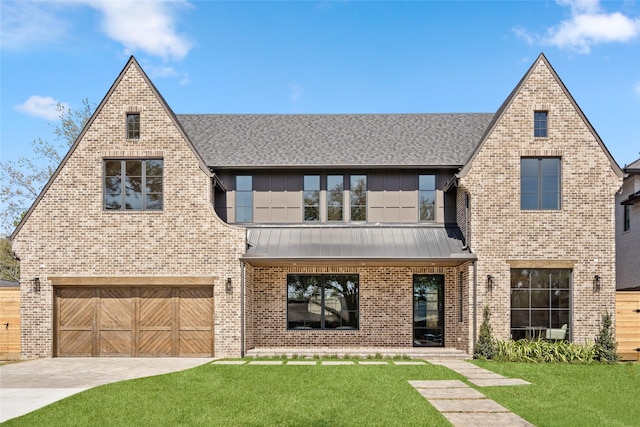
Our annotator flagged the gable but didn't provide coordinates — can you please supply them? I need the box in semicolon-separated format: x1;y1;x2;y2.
459;53;622;180
11;57;209;240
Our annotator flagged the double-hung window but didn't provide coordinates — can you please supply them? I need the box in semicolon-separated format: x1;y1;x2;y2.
236;176;253;223
419;175;436;222
521;158;561;210
104;159;163;210
350;175;367;222
303;175;320;222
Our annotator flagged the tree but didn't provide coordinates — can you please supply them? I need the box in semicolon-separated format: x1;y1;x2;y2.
594;312;618;363
0;238;19;281
474;305;496;359
0;99;94;236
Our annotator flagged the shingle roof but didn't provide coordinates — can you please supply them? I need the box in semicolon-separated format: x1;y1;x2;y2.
624;158;640;172
243;225;475;264
176;113;494;168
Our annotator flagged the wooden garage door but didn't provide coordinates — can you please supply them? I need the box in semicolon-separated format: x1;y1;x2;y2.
55;287;213;357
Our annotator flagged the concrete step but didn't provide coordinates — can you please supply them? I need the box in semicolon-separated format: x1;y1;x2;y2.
245;347;471;360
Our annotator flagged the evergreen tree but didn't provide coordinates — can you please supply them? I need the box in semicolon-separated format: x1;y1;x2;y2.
474;305;495;359
594;312;618;363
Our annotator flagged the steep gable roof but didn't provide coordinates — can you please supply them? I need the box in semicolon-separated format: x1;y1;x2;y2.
624;158;640;173
458;53;623;179
177;113;494;169
11;56;208;240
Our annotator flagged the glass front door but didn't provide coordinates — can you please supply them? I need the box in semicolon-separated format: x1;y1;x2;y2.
413;275;444;347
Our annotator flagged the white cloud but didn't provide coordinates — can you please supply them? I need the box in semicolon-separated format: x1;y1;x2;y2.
515;0;640;54
87;0;193;61
15;96;69;121
634;81;640;99
1;1;193;62
0;2;71;50
146;64;191;86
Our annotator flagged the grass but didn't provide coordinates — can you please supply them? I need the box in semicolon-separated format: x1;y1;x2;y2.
3;359;639;427
472;360;640;427
3;361;459;427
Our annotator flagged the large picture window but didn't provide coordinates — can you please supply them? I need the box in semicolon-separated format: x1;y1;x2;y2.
510;268;571;341
521;158;561;210
104;159;163;210
287;274;359;330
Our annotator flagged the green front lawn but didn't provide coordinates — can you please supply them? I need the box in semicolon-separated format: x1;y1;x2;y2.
4;360;639;426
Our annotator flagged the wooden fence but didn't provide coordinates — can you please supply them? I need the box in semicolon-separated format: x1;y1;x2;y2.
0;286;20;360
616;291;640;362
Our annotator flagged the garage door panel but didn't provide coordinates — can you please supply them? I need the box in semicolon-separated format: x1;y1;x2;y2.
59;288;94;328
100;331;132;356
139;330;172;356
140;288;172;327
180;288;213;328
100;288;133;328
179;330;212;357
59;330;93;356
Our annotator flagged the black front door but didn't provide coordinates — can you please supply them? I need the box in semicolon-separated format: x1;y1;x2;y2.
413;275;444;347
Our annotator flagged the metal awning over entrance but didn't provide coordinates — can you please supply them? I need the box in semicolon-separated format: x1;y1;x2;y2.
242;225;476;266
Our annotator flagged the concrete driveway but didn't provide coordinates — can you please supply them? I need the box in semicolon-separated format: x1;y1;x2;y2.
0;357;213;422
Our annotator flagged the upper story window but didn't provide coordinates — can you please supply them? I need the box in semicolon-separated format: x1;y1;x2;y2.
236;175;253;223
104;159;163;210
327;175;344;222
126;113;140;139
624;204;631;231
350;175;367;222
521;158;561;210
534;111;548;138
303;175;320;222
419;175;436;222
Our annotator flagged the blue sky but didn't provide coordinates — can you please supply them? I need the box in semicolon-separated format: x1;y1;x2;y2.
1;0;639;174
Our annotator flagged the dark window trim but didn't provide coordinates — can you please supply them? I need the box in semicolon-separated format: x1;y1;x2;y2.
521;157;561;210
534;110;548;138
624;204;631;231
103;158;163;211
126;113;140;139
286;274;359;331
235;175;253;223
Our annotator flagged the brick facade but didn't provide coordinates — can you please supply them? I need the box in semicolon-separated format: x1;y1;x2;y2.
457;57;622;343
12;60;245;358
246;264;471;352
11;54;622;359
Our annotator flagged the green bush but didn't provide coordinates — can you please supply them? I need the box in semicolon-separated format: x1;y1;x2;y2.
474;305;496;359
493;339;596;363
594;312;618;363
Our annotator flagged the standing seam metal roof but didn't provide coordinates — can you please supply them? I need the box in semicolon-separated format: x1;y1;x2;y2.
176;113;495;168
243;226;474;261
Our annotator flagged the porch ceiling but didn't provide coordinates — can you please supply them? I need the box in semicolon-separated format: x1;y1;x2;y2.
242;225;475;266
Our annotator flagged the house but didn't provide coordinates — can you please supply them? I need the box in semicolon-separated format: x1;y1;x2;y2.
615;158;640;361
10;53;623;359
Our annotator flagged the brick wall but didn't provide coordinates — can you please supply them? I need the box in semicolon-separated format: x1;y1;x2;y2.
246;264;470;352
12;60;246;358
458;57;622;343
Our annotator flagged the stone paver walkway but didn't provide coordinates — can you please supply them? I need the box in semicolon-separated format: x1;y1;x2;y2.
410;360;533;426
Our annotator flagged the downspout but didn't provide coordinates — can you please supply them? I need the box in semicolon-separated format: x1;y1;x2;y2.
240;259;246;358
472;261;477;351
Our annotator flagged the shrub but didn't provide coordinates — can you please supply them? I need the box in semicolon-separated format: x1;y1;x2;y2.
594;312;618;363
493;339;596;363
474;305;496;359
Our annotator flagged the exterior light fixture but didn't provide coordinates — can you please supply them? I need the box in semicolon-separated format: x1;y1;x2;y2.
33;277;41;293
486;275;494;290
593;275;601;292
226;277;232;293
